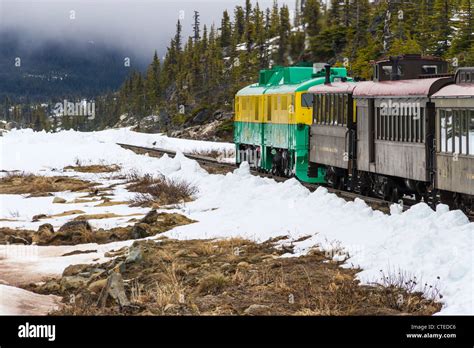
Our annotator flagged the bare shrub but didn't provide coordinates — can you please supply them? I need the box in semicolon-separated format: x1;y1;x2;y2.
127;173;198;207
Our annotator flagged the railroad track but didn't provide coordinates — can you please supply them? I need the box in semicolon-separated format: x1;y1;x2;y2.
117;143;473;221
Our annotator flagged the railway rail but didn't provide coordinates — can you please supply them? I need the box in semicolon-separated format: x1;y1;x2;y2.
117;142;406;214
117;143;473;221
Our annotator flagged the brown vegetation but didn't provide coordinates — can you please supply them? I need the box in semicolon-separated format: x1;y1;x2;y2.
0;173;95;195
64;164;120;173
127;173;198;207
29;237;441;316
1;210;194;246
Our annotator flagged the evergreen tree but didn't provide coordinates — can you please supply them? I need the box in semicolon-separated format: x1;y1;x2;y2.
220;10;232;48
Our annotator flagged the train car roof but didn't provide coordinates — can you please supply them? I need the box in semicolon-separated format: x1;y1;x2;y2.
235;84;268;96
353;77;453;98
308;82;358;94
432;83;474;98
263;76;327;94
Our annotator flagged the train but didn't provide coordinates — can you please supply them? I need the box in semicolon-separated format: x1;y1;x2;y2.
234;64;353;183
234;54;474;213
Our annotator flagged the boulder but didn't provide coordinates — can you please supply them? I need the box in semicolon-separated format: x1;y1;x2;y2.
243;304;271;316
125;244;143;264
60;275;88;291
97;272;130;308
140;209;158;224
88;279;107;294
53;220;93;245
53;197;67;204
130;223;150;239
32;224;55;245
32;214;48;222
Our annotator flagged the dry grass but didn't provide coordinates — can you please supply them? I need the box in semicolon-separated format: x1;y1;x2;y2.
197;273;230;295
38;238;441;316
127;173;198;207
0;173;95;195
64;164;120;173
73;213;142;221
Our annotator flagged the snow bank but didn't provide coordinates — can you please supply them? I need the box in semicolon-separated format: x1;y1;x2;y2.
0;129;473;315
0;284;60;315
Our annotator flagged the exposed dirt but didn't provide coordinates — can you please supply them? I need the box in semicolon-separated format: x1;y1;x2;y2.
27;237;441;316
0;174;95;195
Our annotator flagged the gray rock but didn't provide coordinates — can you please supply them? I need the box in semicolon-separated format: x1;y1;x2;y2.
97;272;130;308
140;209;158;224
60;276;88;291
53;197;67;204
125;245;143;264
243;304;271;316
130;223;150;239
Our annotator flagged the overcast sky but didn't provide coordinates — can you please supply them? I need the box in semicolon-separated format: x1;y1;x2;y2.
0;0;308;62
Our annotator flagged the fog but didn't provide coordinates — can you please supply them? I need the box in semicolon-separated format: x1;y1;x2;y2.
0;0;297;63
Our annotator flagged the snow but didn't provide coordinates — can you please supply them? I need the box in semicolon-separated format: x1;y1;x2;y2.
0;128;473;315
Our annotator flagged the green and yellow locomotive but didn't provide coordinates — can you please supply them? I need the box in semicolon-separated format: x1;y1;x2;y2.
234;64;351;183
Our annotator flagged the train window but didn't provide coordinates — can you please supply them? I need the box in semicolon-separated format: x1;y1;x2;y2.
454;110;461;154
329;95;334;124
446;110;453;152
343;94;348;125
460;110;468;154
281;96;288;112
267;96;272;121
422;65;438;75
321;95;326;124
301;93;313;108
440;110;446;152
469;111;474;155
382;66;392;77
255;98;259;121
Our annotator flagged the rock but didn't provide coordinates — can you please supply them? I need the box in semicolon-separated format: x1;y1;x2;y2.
164;303;179;312
97;272;130;308
62;264;90;277
244;304;271;316
32;214;48;222
53;197;67;204
140;209;158;224
192;108;210;124
88;279;107;294
52;220;93;245
125;245;143;264
32;224;55;244
60;275;88;291
5;121;19;131
237;261;250;269
130;223;150;239
42;280;61;293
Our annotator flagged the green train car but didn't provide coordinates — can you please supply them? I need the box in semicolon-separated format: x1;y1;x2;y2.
234;65;351;184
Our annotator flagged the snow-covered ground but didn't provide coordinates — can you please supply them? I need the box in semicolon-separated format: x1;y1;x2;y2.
0;128;473;315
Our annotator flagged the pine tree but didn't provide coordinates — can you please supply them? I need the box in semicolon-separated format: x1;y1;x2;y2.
220;10;232;48
145;51;161;112
269;0;280;38
277;5;291;65
431;0;454;56
234;6;245;42
450;0;473;60
193;11;200;43
303;0;321;38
